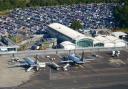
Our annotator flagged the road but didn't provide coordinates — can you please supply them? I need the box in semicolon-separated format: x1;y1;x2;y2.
12;47;125;57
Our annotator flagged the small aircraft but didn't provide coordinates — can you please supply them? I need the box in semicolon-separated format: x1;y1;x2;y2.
11;57;46;72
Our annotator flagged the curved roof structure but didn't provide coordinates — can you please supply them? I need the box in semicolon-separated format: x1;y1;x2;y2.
94;35;126;47
111;32;127;38
48;23;126;48
48;23;93;41
60;41;75;50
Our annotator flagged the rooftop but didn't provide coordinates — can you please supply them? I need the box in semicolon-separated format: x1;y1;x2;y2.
48;23;93;41
0;36;19;47
111;32;127;38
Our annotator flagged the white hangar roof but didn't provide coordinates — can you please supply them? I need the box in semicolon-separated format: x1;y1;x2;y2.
48;23;93;41
111;32;127;38
94;35;126;47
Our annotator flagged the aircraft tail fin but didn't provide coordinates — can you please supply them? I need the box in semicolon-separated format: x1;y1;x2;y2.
80;51;84;62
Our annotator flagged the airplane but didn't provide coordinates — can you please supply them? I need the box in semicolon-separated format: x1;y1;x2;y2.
48;61;61;70
11;57;46;72
60;52;96;70
61;52;91;64
46;56;61;70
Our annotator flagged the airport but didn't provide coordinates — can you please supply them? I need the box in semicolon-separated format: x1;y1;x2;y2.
0;2;128;89
0;22;128;89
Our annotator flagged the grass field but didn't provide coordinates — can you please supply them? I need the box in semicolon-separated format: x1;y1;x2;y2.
113;29;128;33
0;10;10;16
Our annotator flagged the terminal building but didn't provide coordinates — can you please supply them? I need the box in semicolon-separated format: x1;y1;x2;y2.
48;23;126;49
0;36;19;54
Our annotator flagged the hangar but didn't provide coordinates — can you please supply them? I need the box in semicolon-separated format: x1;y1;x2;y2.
48;23;126;48
48;23;94;47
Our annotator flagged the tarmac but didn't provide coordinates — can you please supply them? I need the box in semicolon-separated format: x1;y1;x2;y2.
0;50;128;89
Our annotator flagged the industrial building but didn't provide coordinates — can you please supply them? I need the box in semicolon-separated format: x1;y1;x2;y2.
0;36;19;54
48;23;127;49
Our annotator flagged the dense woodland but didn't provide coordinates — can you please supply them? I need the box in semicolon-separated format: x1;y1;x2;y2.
0;0;127;28
0;0;122;10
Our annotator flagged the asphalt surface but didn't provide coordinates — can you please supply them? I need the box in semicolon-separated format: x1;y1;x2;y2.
0;50;128;89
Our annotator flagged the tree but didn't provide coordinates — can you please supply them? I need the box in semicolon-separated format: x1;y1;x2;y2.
114;0;128;28
70;20;83;30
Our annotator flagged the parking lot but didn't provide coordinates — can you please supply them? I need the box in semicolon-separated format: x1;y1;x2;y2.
0;3;116;36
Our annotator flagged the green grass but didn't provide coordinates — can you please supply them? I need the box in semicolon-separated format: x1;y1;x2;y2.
0;10;10;16
113;29;128;32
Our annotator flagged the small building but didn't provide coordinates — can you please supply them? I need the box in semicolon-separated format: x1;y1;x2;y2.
111;32;127;38
0;36;19;54
60;41;76;50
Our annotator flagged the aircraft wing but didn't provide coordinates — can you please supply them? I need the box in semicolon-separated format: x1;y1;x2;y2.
77;60;92;64
13;63;29;66
61;60;73;63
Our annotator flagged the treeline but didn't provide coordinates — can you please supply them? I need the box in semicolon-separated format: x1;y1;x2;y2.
0;0;122;11
114;0;128;28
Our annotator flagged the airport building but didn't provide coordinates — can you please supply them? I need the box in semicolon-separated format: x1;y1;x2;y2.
0;36;19;54
48;23;94;48
48;23;126;48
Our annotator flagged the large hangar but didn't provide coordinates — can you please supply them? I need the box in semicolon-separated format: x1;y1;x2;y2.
48;23;126;48
48;23;94;47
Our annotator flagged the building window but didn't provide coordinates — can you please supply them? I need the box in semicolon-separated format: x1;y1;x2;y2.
7;48;16;51
94;43;104;47
77;39;93;47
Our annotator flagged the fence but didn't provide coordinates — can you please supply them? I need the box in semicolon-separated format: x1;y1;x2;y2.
13;46;126;56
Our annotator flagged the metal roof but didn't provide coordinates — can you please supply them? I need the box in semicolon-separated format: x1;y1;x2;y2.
94;35;126;47
48;23;93;41
111;32;127;38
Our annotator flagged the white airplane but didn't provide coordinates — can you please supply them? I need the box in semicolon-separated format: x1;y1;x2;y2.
12;57;46;72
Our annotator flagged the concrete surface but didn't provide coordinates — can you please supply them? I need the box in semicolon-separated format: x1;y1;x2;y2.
0;50;128;89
